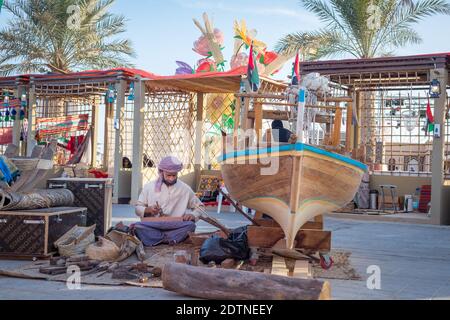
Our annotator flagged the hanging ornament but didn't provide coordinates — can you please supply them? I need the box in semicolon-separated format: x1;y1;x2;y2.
20;92;27;120
128;82;135;101
11;107;17;121
106;85;116;104
3;91;10;122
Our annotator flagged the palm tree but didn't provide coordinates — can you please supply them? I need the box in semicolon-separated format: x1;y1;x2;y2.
276;0;450;59
0;0;135;75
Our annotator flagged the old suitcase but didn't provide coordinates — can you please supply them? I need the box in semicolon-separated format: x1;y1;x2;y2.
47;178;113;237
0;207;87;259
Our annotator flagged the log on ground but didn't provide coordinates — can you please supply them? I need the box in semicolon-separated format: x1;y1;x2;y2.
162;263;330;300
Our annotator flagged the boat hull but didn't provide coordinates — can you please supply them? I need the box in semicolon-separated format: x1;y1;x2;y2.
220;144;367;249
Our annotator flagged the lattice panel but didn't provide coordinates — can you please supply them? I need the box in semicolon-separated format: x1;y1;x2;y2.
120;95;135;172
201;93;235;170
34;95;96;164
360;88;434;176
443;89;450;178
142;92;197;185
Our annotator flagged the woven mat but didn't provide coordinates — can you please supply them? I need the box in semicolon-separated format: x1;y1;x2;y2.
0;246;360;287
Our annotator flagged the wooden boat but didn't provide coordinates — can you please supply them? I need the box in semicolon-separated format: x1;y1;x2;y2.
220;142;367;249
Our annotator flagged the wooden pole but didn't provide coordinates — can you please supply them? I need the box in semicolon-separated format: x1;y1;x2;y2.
431;68;449;225
12;85;23;148
162;263;331;300
254;100;263;142
131;78;145;205
233;95;241;149
346;98;353;152
194;93;204;189
112;79;126;204
26;85;36;157
332;105;342;147
217;188;261;226
91;99;100;167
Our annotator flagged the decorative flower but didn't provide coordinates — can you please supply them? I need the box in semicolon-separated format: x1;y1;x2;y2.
257;51;278;66
196;58;217;73
230;52;248;69
175;61;194;75
233;20;266;53
193;28;224;57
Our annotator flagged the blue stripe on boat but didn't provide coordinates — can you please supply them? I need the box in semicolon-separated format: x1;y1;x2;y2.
218;143;368;172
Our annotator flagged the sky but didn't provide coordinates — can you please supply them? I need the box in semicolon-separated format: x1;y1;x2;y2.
1;0;450;79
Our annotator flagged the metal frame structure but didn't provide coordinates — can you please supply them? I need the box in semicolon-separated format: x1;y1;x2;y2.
301;53;450;224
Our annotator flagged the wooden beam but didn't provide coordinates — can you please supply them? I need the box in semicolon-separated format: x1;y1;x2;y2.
332;106;342;147
247;226;331;251
162;263;330;300
346;99;353;152
254;100;263;142
255;218;323;230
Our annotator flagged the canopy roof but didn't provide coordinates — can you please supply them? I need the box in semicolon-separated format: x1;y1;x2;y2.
300;52;450;87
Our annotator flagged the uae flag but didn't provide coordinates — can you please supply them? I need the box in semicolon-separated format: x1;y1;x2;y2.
425;95;434;135
247;43;260;92
292;50;300;85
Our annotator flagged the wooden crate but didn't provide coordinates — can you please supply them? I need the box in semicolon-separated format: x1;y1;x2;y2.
0;207;87;259
47;178;113;237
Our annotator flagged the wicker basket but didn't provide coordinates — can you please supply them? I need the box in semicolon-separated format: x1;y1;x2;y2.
10;158;40;172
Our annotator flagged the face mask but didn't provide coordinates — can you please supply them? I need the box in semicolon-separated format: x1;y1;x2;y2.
163;177;177;186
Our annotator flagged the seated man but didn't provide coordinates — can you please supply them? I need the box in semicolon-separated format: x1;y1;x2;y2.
271;120;293;143
133;156;204;246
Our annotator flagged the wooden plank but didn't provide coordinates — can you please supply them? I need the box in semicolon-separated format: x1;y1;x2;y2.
271;256;312;279
255;218;323;230
247;226;331;251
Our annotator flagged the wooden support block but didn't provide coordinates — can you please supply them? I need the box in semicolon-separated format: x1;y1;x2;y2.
247;226;331;251
271;256;312;279
255;218;323;230
254;211;263;220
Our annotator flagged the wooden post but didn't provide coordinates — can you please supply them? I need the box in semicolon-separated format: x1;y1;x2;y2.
194;93;204;189
332;105;342;147
254;100;263;142
26;85;36;157
112;79;126;204
91;100;100;167
130;78;145;205
354;91;362;149
233;96;241;149
12;85;23;148
346;95;354;152
431;68;449;225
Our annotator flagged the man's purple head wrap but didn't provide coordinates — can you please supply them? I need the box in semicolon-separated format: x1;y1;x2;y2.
155;156;183;192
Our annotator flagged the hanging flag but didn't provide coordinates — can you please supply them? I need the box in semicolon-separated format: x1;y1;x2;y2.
425;94;434;135
292;49;300;85
247;43;260;92
0;0;3;13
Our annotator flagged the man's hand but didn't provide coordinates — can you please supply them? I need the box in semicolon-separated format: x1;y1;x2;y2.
144;206;161;218
182;214;196;222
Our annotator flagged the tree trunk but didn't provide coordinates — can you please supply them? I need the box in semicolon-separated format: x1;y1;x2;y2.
162;263;330;300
